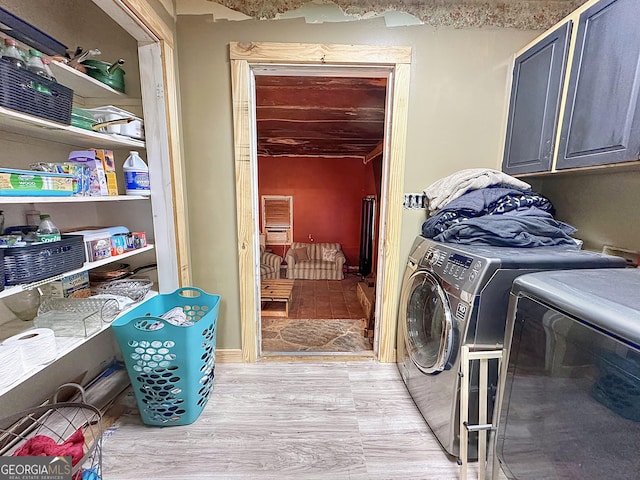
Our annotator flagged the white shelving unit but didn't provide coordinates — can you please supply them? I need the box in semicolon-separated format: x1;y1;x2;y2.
0;289;158;397
0;19;158;404
0;105;144;149
0;195;149;204
0;1;179;415
50;61;125;100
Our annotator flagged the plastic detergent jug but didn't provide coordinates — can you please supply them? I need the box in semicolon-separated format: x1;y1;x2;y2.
123;151;150;196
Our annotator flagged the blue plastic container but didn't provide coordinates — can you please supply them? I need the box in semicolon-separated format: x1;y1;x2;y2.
111;287;220;426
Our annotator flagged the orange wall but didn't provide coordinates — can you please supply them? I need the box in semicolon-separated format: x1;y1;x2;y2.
258;155;377;266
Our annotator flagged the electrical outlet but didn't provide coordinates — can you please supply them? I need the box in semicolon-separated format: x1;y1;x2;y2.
403;193;426;209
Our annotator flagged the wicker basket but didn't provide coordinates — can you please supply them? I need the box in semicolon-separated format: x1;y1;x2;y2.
0;383;102;479
0;57;72;124
3;235;85;285
0;249;4;292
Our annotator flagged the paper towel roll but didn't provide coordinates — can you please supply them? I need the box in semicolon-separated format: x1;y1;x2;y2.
0;344;24;389
3;328;56;369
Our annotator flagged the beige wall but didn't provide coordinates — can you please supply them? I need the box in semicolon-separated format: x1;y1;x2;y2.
529;172;640;254
176;14;539;349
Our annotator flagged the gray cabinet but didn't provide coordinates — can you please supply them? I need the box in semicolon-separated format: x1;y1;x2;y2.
502;23;570;175
557;0;640;169
502;0;640;175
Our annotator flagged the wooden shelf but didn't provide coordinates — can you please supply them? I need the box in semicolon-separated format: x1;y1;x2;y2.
0;195;150;204
0;244;155;300
50;61;126;99
0;290;158;397
0;106;145;149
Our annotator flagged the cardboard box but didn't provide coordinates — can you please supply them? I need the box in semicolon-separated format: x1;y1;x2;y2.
111;234;127;256
132;231;147;249
66;227;136;260
124;232;147;250
49;271;91;298
91;149;118;196
68;151;108;196
86;235;112;262
66;228;112;262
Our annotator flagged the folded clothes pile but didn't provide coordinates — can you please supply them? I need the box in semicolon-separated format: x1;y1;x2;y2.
422;168;578;248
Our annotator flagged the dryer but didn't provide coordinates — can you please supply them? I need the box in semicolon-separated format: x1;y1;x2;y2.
493;269;640;479
396;236;626;458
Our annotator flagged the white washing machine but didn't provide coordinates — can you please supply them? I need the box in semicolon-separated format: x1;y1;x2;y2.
396;236;625;458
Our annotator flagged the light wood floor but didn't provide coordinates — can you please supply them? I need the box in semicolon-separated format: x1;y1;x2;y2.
102;361;487;479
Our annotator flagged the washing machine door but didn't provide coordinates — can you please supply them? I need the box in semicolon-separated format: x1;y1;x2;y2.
402;270;454;374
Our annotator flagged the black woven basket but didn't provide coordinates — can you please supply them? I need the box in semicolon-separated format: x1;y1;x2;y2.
3;235;85;286
0;57;72;124
0;249;4;292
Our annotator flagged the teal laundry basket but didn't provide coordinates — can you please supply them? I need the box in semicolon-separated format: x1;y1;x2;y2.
112;287;220;426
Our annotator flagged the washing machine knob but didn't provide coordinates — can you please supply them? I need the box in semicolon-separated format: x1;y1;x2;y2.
424;250;436;265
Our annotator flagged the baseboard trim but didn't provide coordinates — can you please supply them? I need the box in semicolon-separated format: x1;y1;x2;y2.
216;349;243;363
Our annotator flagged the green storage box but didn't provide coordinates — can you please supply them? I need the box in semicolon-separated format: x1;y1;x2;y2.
71;107;96;131
0;168;74;196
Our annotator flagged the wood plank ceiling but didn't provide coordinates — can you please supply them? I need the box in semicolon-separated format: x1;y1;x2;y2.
254;75;387;159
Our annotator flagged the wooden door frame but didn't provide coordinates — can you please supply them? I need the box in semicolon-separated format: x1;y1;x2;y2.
94;0;190;289
230;42;411;362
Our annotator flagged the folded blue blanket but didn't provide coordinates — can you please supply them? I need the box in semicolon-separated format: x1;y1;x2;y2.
431;212;578;247
422;186;554;238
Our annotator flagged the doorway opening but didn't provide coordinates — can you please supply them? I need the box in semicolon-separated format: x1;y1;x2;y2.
254;70;387;354
230;42;411;362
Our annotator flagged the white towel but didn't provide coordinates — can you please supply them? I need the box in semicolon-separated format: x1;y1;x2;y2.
161;306;193;326
424;168;531;214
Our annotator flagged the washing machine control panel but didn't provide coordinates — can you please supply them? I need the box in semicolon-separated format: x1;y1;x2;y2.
426;247;487;290
442;253;473;281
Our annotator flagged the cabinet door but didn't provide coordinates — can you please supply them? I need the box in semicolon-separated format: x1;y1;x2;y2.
502;22;571;175
557;0;640;169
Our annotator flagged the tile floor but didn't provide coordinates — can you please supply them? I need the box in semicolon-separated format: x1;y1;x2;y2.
261;275;373;354
287;274;366;320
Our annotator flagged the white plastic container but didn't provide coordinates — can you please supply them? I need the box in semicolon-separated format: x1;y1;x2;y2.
85;105;144;139
123;151;150;196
